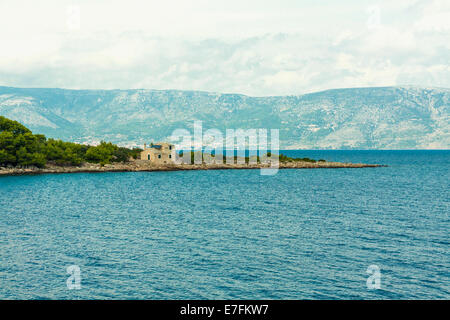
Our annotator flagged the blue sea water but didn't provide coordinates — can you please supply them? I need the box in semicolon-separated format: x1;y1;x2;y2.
0;150;448;300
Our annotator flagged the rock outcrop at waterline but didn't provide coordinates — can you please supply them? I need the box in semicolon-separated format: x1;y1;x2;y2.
0;160;385;176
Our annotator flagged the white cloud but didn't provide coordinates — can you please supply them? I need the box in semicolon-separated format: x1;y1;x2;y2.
414;0;450;32
0;0;448;95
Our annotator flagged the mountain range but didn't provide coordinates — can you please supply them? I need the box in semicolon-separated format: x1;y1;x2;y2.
0;86;448;149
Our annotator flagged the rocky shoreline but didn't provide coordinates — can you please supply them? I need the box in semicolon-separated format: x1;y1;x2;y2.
0;160;385;176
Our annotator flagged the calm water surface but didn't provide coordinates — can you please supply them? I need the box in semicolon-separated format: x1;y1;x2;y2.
0;150;448;299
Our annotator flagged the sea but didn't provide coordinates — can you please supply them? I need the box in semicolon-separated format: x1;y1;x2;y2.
0;150;448;299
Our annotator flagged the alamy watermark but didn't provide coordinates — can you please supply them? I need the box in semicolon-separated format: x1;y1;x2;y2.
169;121;280;175
366;264;381;289
66;5;81;31
66;265;81;290
366;5;381;30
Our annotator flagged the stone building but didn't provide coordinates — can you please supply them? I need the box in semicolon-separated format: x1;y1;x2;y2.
140;142;176;164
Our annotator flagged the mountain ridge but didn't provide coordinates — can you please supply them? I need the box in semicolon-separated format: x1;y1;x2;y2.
0;85;448;149
1;84;449;97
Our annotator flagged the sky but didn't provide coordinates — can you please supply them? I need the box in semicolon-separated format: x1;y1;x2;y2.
0;0;449;96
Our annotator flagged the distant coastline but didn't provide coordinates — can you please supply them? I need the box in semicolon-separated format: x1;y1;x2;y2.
1;86;449;150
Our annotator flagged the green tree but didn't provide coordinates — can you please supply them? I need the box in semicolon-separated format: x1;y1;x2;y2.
16;146;32;166
85;141;118;164
29;153;46;168
0;116;31;135
0;116;143;168
113;147;131;163
0;149;16;165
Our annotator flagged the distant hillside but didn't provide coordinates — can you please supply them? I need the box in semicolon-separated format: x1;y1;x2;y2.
0;86;448;149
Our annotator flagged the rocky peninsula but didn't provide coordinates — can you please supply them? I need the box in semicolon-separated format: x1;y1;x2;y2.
0;159;385;176
0;116;385;177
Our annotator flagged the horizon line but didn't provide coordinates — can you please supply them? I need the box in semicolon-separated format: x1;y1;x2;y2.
1;84;449;98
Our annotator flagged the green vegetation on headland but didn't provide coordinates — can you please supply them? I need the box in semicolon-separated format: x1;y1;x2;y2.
0;116;142;168
278;153;326;163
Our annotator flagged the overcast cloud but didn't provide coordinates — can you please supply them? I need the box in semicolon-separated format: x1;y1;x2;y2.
0;0;449;96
